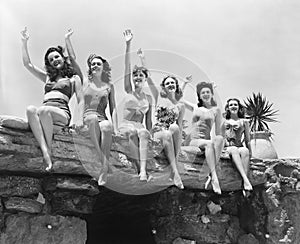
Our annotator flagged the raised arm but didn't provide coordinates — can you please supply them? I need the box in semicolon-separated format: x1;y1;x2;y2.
21;27;47;82
215;107;222;136
243;119;252;157
145;94;153;130
137;48;159;104
123;29;133;93
180;99;194;112
181;75;192;93
179;75;194;111
65;29;84;82
73;75;84;127
109;84;118;133
220;121;226;137
177;103;186;131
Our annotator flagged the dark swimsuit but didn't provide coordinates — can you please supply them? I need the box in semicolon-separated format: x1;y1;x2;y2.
43;77;74;125
83;83;109;123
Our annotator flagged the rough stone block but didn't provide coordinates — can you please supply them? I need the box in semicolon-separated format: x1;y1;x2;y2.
0;176;41;197
42;176;99;196
49;192;95;215
4;197;43;214
0;214;87;244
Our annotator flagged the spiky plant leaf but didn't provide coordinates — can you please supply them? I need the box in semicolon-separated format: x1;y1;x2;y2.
244;92;279;132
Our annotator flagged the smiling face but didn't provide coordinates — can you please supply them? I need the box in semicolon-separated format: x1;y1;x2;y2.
47;51;64;69
132;70;146;89
163;77;177;93
199;87;213;103
228;99;239;115
90;57;103;75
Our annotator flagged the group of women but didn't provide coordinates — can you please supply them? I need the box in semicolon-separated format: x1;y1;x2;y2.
20;28;253;195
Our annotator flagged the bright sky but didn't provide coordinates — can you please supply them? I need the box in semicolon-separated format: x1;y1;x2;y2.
0;0;300;158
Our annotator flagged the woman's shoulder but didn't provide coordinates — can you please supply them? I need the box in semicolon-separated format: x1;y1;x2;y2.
241;118;250;126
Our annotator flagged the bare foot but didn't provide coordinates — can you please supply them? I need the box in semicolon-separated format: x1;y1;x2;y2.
98;171;107;186
98;164;108;186
44;154;53;172
173;172;184;189
139;171;148;181
243;179;253;191
242;179;253;197
204;175;212;189
211;178;222;195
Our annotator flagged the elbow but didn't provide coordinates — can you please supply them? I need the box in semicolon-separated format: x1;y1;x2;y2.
23;61;31;70
70;54;76;61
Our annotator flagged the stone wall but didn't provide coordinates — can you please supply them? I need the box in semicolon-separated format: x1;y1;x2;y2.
0;115;299;244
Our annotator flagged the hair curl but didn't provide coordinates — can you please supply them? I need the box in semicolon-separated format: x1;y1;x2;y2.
44;46;76;82
160;75;183;101
196;82;217;107
132;65;148;78
87;54;111;83
225;98;245;119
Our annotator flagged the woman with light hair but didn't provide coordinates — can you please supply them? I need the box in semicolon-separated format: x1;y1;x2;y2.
65;29;117;185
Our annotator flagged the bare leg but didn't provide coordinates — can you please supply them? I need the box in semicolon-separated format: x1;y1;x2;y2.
204;141;221;194
239;147;250;174
38;106;69;148
190;139;221;194
128;129;140;172
238;147;252;191
228;147;252;191
138;129;150;181
157;130;183;189
214;135;224;162
169;124;181;157
27;106;52;170
85;114;106;185
99;120;113;176
169;124;185;174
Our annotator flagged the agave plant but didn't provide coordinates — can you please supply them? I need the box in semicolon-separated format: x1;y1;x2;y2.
244;92;279;132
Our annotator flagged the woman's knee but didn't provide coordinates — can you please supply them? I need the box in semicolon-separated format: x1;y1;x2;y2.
239;147;249;157
26;105;37;117
100;120;113;133
214;135;224;145
162;130;173;142
84;114;98;126
205;140;214;149
169;124;180;134
128;128;138;140
229;147;239;156
138;128;150;140
37;107;52;119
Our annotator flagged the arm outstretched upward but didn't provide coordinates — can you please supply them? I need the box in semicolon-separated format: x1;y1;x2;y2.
21;27;47;82
137;48;159;105
65;29;84;82
123;29;133;94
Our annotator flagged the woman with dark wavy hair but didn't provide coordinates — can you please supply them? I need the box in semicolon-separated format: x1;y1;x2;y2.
21;27;83;171
142;55;185;189
221;98;253;195
65;29;117;185
118;30;153;182
182;81;223;194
